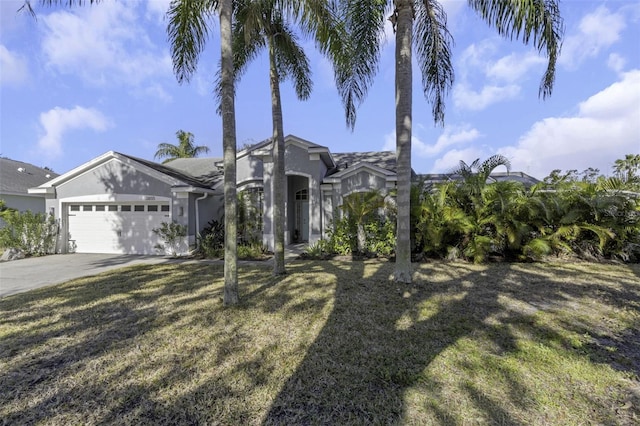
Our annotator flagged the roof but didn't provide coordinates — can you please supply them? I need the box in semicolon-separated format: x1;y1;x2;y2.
118;154;223;189
330;151;397;175
417;171;540;187
162;157;224;187
0;158;59;196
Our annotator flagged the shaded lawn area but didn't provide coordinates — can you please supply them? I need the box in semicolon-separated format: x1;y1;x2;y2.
1;260;639;425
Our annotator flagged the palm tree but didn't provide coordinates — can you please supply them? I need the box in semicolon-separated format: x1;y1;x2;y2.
334;0;563;282
613;154;640;188
340;190;388;253
226;0;311;275
168;0;239;305
154;130;210;164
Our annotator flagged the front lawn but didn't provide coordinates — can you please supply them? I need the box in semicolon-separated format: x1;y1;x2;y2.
1;260;638;424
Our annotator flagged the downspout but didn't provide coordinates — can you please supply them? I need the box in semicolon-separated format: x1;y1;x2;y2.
195;193;209;250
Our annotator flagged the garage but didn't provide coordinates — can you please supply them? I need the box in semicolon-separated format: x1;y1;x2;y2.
67;202;171;254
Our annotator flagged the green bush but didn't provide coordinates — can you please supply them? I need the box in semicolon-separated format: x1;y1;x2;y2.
197;219;224;258
327;217;356;255
364;220;396;256
302;239;332;259
153;221;187;257
0;210;58;256
237;243;268;260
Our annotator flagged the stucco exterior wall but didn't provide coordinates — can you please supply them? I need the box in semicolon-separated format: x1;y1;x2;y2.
0;194;46;214
237;153;264;186
55;158;174;200
340;171;387;196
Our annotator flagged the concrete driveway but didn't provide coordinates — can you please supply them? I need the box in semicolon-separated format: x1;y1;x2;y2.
0;254;171;298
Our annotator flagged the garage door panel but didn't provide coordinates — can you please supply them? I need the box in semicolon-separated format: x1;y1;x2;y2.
68;203;170;255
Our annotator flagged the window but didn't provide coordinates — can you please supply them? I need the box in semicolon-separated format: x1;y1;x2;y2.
69;205;80;212
148;205;158;212
134;205;145;212
95;205;106;212
295;189;308;200
83;205;93;212
108;205;118;212
160;205;170;212
121;205;131;212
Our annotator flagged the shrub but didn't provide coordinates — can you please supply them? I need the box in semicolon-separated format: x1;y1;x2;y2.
302;239;332;260
197;219;224;258
364;220;396;257
327;217;356;255
153;221;187;257
237;243;269;260
0;210;58;256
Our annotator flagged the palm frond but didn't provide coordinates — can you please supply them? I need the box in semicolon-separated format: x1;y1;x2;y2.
167;0;218;84
274;21;313;100
467;0;564;98
333;0;388;129
414;0;454;125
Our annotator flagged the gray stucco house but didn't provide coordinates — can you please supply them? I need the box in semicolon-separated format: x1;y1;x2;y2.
30;134;538;255
1;158;59;215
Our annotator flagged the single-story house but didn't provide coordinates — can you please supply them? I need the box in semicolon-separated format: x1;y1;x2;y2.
1;158;59;216
29;134;539;255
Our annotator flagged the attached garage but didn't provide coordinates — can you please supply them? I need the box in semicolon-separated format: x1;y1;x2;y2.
67;202;171;254
28;151;223;256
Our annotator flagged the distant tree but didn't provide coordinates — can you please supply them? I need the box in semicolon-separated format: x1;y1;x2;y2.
154;130;210;164
613;154;640;186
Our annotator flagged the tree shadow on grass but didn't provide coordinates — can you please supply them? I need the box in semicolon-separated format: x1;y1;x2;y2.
262;260;640;425
1;260;638;425
0;262;222;425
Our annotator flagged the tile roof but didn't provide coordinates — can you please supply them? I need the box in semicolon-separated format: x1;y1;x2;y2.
0;158;59;195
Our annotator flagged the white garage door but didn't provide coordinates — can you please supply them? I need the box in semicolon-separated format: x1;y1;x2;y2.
67;203;171;254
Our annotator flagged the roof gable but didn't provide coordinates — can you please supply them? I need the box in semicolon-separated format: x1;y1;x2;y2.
324;161;397;183
32;152;218;192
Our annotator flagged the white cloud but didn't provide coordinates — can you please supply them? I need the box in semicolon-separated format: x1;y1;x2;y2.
146;0;172;22
40;1;172;98
486;52;545;83
453;83;520;111
454;41;543;111
607;53;626;74
0;44;28;86
38;106;110;157
382;125;481;161
498;70;640;179
560;6;625;69
431;147;489;173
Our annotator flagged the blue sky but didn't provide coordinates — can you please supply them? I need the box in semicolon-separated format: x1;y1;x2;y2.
1;0;639;179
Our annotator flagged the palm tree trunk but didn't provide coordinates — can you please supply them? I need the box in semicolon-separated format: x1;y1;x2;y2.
220;0;239;305
270;37;286;275
394;0;413;283
357;223;366;254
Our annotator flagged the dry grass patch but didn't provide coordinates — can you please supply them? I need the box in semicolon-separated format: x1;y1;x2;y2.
1;260;638;425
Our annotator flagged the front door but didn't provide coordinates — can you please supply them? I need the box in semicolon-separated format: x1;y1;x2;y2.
294;187;309;242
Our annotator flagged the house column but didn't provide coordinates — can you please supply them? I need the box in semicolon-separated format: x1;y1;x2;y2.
262;157;274;251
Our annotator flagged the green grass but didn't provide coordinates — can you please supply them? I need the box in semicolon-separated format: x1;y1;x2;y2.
1;260;639;425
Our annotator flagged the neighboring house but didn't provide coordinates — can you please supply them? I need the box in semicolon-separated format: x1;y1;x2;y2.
29;134;539;255
0;158;59;215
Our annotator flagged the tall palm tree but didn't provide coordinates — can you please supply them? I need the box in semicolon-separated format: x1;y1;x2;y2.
24;0;241;304
154;130;210;164
334;0;563;283
168;0;239;305
227;0;313;276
